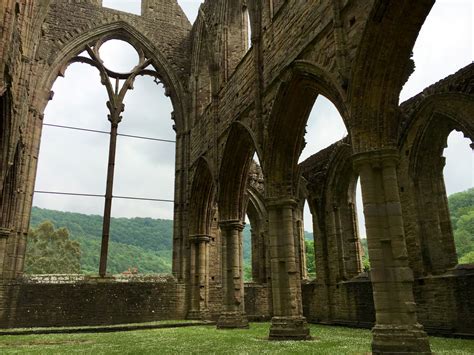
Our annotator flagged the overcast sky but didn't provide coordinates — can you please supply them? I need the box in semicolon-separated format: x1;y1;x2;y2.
34;0;473;238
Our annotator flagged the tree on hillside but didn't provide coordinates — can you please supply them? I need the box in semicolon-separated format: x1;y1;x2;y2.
448;188;474;226
453;210;474;259
24;221;81;274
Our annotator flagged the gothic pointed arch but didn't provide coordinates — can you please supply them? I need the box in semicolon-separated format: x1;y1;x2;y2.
218;122;259;222
264;61;348;198
349;0;435;151
189;157;216;236
398;68;474;276
35;21;188;133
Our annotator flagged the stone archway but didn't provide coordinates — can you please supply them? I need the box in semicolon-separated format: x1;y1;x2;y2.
186;157;216;320
399;90;474;276
263;61;348;340
216;122;259;329
300;139;366;324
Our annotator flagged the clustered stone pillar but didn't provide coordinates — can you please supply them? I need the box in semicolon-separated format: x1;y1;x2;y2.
266;198;310;340
353;149;431;354
347;202;364;275
217;220;248;328
187;234;210;320
295;218;308;280
333;205;347;280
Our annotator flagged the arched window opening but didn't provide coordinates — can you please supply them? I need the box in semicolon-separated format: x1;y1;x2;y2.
28;63;109;275
298;95;348;163
102;0;141;15
99;40;140;73
298;95;364;281
303;200;315;280
355;177;369;272
110;75;175;275
27;39;177;277
443;131;474;265
244;154;267;283
244;6;252;50
400;0;472;101
242;214;252;281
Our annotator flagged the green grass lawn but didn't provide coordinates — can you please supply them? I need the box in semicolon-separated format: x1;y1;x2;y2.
0;323;473;354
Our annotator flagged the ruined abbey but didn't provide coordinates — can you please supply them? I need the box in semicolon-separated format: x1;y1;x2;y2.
1;0;473;353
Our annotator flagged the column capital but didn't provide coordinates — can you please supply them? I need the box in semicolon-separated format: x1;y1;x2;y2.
189;234;212;243
265;197;298;210
352;148;399;170
218;219;244;231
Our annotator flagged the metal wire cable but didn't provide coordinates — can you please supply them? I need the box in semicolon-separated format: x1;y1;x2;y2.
43;123;176;143
34;190;174;203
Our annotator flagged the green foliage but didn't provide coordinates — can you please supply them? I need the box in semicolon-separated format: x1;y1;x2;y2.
30;207;173;253
459;250;474;264
1;323;473;354
305;239;316;279
448;188;474;226
25;221;81;274
243;264;252;282
448;188;474;262
29;207;172;275
360;238;370;271
362;256;371;272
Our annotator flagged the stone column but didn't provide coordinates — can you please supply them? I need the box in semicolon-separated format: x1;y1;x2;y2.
250;228;259;282
217;220;248;329
353;150;431;354
347;202;363;275
333;205;347;280
295;219;308;280
187;234;210;320
267;198;310;340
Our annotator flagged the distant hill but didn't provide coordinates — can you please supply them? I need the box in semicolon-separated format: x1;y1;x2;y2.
28;187;474;275
29;207;173;274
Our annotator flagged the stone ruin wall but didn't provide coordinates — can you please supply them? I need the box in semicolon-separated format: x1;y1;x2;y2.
1;1;473;349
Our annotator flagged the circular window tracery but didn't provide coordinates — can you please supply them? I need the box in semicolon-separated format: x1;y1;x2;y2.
98;39;140;74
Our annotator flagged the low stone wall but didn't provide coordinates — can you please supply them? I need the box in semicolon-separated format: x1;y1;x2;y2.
0;274;186;328
244;283;272;321
301;269;474;336
414;267;474;336
1;270;473;335
207;283;271;321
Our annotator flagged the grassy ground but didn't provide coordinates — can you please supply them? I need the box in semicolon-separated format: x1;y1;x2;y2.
0;323;473;354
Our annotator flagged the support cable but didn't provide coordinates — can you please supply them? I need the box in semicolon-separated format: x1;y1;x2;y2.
43;123;176;143
33;190;174;203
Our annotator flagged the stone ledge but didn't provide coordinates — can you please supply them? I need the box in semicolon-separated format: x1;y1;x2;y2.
0;321;216;336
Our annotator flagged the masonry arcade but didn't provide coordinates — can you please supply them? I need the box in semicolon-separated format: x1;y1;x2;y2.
1;1;473;354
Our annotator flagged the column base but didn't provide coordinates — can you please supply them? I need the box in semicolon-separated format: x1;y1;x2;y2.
216;311;249;329
268;316;311;340
372;323;431;354
186;309;210;321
